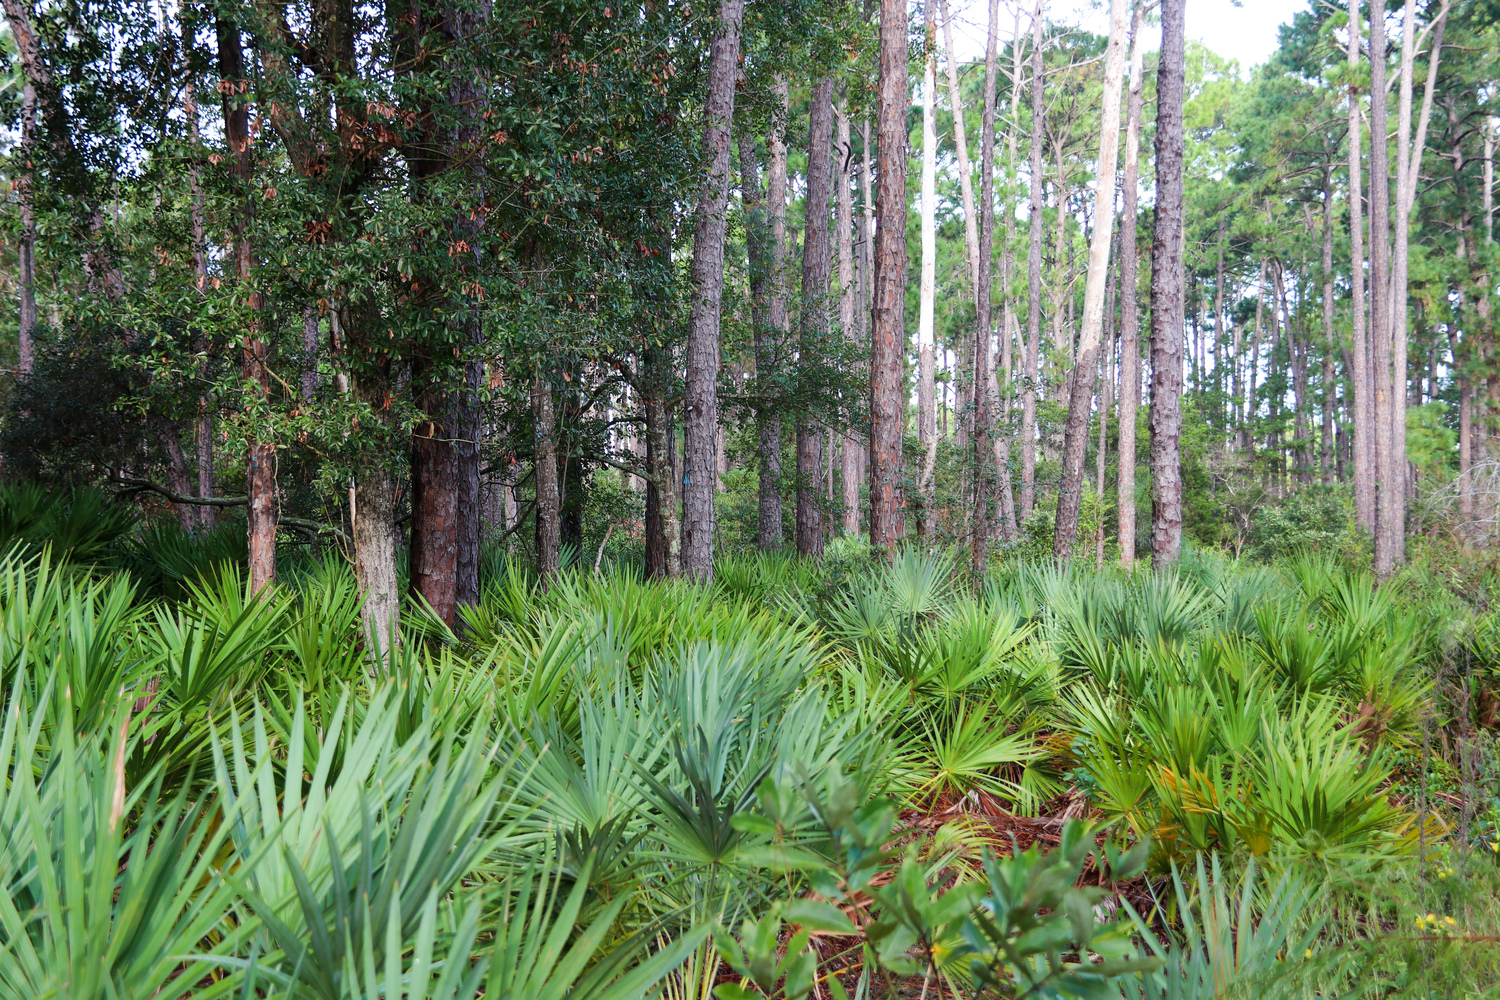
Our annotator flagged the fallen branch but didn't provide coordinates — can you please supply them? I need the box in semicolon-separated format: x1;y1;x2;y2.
115;478;351;545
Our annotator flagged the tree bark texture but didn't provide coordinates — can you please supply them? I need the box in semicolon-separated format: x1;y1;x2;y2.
1149;0;1186;570
797;77;835;558
837;102;862;537
681;0;744;581
970;0;1002;573
533;376;561;583
870;0;909;555
1117;0;1145;567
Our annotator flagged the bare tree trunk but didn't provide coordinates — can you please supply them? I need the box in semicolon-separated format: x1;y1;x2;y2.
643;346;681;578
681;0;744;581
1319;179;1337;484
870;0;909;555
797;78;835;558
837;102;861;537
1369;0;1396;577
1020;0;1045;520
186;42;215;533
1348;0;1375;533
740;79;789;550
967;0;1002;573
533;376;561;582
1116;0;1145;568
1389;0;1449;562
217;18;276;591
918;13;938;453
154;420;197;533
1054;0;1128;559
1149;0;1186;570
410;366;460;625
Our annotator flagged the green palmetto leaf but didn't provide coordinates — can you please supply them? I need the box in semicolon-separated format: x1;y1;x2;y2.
0;674;249;1000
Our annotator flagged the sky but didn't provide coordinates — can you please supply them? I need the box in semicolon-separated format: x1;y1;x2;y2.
945;0;1314;75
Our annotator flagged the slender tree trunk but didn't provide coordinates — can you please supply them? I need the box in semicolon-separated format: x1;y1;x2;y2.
533;376;561;582
217;18;276;590
1369;0;1396;576
1388;0;1449;562
643;345;681;578
1054;0;1128;559
797;78;835;558
1348;3;1375;531
681;0;743;581
1149;0;1186;569
1321;180;1338;484
185;40;215;533
1116;0;1145;568
968;0;1002;573
410;362;459;625
837;101;861;537
741;78;789;550
918;14;938;454
870;0;909;554
1021;0;1045;520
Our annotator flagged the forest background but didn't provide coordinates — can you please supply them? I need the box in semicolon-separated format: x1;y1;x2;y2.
0;0;1496;642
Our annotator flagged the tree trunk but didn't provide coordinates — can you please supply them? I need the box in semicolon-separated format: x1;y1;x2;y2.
1348;0;1375;533
533;376;561;582
409;366;460;626
1020;0;1045;520
155;420;197;533
966;0;1002;572
643;346;681;578
1149;0;1186;570
353;465;399;662
1053;0;1128;560
837;102;861;537
217;18;276;591
1369;0;1396;576
1388;0;1449;563
918;18;938;452
1321;177;1337;484
740;78;789;550
797;77;835;558
1116;0;1145;568
870;0;909;555
681;0;744;581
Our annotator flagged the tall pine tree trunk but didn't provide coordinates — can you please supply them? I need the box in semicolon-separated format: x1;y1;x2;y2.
1369;0;1396;577
533;376;561;583
681;0;744;581
1054;0;1127;559
1149;0;1186;569
1348;0;1375;533
1020;0;1046;520
970;0;1001;573
797;78;835;558
870;0;909;554
1116;0;1145;567
1321;178;1338;484
837;101;861;537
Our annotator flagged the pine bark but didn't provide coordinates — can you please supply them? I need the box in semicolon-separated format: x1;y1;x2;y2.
533;376;561;582
797;77;835;558
1053;0;1128;560
1116;0;1145;567
1149;0;1187;569
681;0;744;581
1020;0;1045;520
1321;180;1337;484
1347;2;1376;532
870;0;909;554
1369;0;1395;576
837;102;862;537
